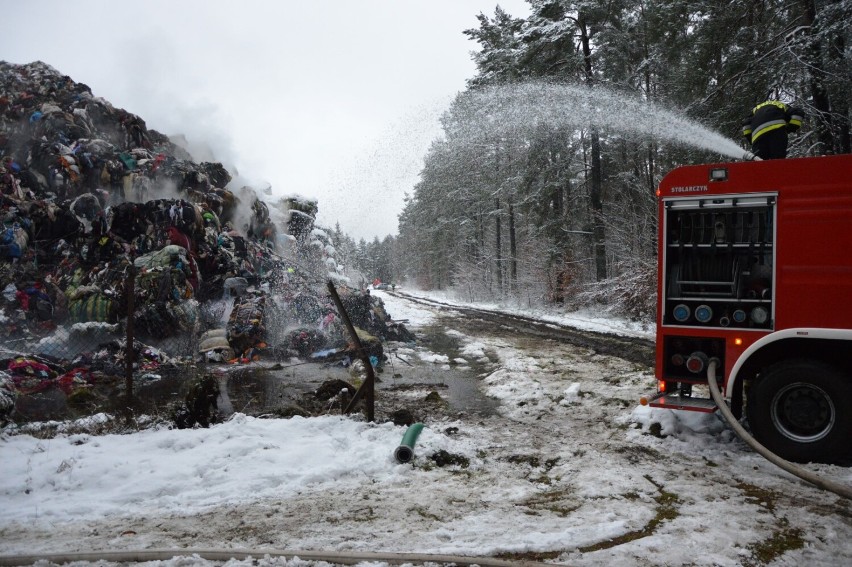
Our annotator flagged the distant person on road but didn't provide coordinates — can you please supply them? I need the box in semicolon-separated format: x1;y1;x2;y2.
742;100;804;159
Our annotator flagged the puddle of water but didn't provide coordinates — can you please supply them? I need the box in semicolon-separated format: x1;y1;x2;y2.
8;326;499;424
10;369;188;422
379;325;500;416
218;364;333;415
379;359;499;416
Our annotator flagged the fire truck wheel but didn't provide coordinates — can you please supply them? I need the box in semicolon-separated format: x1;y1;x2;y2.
747;360;852;464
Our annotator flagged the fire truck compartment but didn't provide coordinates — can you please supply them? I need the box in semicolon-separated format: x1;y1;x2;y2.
663;196;776;330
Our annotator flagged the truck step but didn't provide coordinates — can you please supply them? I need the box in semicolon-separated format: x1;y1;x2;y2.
649;394;718;413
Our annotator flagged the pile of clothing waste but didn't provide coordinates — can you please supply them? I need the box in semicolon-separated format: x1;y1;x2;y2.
0;61;414;422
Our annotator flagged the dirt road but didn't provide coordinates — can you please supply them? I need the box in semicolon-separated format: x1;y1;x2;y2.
2;291;850;567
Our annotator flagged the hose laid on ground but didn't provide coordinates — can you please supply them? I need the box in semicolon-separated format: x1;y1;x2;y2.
0;549;552;567
394;422;425;463
706;360;852;500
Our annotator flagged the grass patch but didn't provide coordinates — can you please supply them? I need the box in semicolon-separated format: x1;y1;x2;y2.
744;524;805;566
520;489;580;517
577;475;680;553
408;505;442;522
734;483;805;566
736;482;777;513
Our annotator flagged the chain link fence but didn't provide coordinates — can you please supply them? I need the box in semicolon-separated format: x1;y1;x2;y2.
1;249;411;427
1;256;207;424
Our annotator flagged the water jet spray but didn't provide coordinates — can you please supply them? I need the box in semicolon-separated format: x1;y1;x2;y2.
456;82;755;161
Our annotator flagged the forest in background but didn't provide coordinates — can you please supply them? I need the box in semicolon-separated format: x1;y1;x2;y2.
338;0;851;320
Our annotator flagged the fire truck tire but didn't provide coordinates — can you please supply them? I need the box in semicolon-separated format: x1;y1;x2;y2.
747;360;852;464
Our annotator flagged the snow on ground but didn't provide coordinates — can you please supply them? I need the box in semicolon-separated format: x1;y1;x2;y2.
372;290;436;327
1;289;851;567
390;287;654;339
2;415;413;524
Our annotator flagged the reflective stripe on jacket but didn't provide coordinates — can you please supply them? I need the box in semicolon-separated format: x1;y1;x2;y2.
788;109;804;129
743;101;804;143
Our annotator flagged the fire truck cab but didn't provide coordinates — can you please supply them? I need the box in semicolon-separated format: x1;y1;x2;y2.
649;154;852;464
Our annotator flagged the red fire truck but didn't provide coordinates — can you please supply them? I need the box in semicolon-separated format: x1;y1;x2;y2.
645;153;852;464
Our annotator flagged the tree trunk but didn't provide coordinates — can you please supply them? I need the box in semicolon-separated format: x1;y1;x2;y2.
802;0;834;153
495;197;503;296
477;206;487;291
590;131;606;280
579;14;607;281
509;201;517;287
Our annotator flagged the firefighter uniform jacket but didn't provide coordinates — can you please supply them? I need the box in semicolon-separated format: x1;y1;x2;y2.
742;101;804;143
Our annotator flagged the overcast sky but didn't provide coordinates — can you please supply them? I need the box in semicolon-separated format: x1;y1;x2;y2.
2;0;531;241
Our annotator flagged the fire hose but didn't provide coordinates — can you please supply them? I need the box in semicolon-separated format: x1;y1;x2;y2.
706;359;852;500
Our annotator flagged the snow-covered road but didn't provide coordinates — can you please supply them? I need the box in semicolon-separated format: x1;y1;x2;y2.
1;290;850;567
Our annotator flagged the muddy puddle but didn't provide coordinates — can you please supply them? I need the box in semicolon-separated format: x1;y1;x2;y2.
7;326;500;424
207;323;501;419
378;324;500;417
208;323;500;419
210;357;498;420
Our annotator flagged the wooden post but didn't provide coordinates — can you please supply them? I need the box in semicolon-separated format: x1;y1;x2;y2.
326;281;375;422
125;262;136;417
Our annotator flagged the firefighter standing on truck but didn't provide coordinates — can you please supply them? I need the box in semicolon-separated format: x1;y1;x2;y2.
742;100;804;159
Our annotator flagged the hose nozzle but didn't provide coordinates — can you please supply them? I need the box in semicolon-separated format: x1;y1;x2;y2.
743;151;762;161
